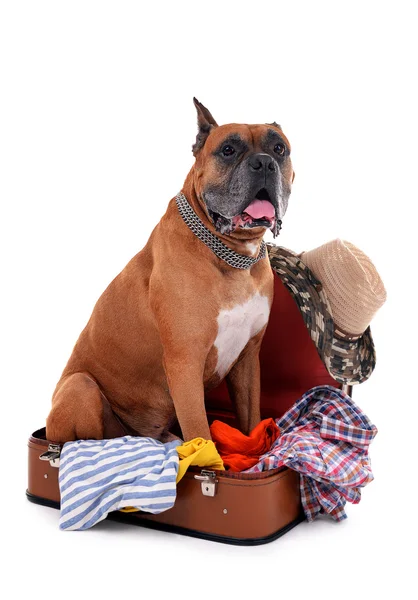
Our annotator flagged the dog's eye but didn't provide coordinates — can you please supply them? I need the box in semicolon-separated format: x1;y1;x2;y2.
222;145;236;157
274;143;285;156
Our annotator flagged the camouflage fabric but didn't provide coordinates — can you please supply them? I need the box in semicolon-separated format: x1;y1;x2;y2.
267;244;376;385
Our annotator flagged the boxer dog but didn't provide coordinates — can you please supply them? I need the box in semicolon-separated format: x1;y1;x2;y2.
46;99;294;443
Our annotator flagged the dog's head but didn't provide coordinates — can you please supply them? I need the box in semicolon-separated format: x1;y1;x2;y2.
191;98;294;238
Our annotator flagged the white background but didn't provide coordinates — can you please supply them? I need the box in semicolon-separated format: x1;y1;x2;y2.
1;1;417;598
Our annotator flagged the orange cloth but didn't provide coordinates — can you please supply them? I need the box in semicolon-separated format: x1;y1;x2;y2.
210;418;280;472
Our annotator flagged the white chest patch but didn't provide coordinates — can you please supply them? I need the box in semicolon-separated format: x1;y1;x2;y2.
214;293;270;379
246;242;259;256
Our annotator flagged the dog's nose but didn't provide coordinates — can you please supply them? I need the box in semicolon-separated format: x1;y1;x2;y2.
249;153;276;172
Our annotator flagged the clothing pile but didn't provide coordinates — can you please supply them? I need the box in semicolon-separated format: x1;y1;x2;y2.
58;436;223;531
58;385;377;531
211;385;377;522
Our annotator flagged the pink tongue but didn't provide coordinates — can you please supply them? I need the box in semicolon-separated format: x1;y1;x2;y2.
243;200;275;219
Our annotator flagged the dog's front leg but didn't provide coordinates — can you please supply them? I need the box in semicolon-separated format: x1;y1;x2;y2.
225;328;266;435
151;279;213;441
163;353;211;441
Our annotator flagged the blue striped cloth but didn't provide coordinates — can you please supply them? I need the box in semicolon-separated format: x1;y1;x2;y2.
58;436;182;531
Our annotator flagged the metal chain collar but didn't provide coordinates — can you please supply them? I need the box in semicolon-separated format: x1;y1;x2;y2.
175;192;266;270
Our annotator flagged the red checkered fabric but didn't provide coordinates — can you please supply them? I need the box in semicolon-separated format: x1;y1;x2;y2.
244;385;378;521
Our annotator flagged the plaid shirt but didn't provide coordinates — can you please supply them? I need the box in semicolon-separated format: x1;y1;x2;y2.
245;385;378;521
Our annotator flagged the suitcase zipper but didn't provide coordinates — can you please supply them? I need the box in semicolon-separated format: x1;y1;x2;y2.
39;443;61;468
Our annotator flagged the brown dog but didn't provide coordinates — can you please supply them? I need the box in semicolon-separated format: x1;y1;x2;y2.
46;99;294;443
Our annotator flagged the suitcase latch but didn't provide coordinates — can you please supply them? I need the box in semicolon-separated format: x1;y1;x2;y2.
194;470;218;497
39;443;61;468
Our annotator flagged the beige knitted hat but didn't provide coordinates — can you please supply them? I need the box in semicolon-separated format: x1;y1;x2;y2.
298;239;387;338
268;242;386;385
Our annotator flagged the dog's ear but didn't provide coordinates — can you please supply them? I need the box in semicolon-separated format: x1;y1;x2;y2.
267;121;282;130
192;97;218;156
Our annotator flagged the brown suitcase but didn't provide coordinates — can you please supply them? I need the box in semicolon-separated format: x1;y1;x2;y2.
27;427;304;544
27;261;352;545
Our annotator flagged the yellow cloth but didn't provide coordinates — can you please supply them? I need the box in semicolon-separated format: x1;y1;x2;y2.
176;437;224;483
120;437;223;513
